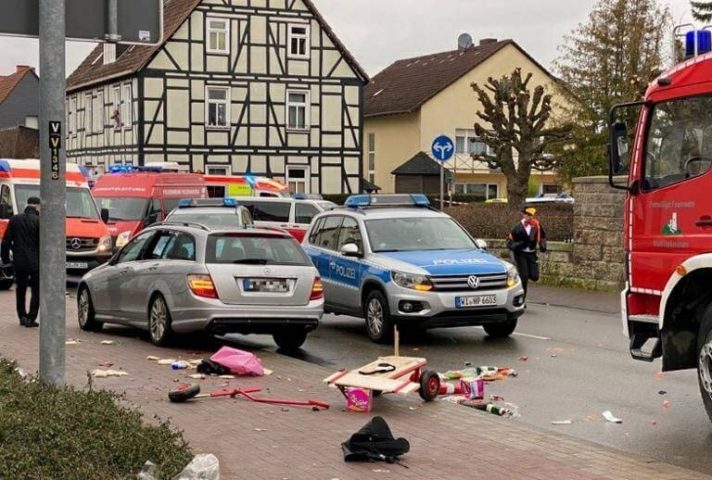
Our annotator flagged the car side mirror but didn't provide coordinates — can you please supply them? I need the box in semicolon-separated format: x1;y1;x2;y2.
609;121;629;175
100;208;110;223
475;239;488;250
340;243;362;257
145;213;159;226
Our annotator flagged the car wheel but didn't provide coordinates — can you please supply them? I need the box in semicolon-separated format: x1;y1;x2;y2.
168;383;201;403
77;286;103;332
419;370;440;402
483;318;518;338
364;290;394;344
148;294;174;347
273;328;308;351
0;279;13;290
697;304;712;422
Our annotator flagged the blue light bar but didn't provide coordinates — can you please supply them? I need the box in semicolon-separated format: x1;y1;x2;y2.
0;160;11;173
686;30;712;57
177;199;193;208
344;194;431;208
410;194;431;206
344;195;371;208
223;197;238;207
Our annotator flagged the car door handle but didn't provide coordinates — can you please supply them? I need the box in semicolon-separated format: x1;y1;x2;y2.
696;216;712;227
119;269;129;275
148;263;160;271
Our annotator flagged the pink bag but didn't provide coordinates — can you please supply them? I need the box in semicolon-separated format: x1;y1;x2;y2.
210;347;264;376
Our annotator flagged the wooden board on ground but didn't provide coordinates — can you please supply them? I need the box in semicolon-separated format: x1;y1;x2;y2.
323;355;427;395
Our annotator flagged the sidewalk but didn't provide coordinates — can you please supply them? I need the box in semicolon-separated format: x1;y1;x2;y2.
528;283;621;314
0;292;707;480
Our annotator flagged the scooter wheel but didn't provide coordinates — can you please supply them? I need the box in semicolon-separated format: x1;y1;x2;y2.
168;383;201;403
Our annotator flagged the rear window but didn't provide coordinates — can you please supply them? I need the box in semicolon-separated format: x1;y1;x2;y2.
206;234;310;266
240;201;291;222
166;210;242;229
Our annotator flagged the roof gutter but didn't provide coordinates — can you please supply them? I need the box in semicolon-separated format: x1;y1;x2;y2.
66;70;136;93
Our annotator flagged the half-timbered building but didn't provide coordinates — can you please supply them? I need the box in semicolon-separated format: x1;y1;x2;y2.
65;0;368;194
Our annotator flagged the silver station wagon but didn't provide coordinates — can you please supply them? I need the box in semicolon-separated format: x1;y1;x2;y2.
77;224;324;350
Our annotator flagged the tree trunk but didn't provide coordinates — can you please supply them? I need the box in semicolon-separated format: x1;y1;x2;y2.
507;177;527;208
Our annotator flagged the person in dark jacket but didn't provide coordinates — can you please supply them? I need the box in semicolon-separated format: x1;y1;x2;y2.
507;206;547;296
1;197;40;327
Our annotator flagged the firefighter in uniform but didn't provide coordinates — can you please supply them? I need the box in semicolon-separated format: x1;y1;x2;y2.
507;206;547;296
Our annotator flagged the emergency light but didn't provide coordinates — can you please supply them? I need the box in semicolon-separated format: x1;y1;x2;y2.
686;30;712;57
344;194;431;208
178;198;238;208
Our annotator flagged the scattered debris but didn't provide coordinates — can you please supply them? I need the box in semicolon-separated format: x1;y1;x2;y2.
550;354;558;358
97;361;113;368
372;469;391;473
342;416;409;465
15;367;28;379
602;410;622;423
656;371;665;380
254;428;268;432
172;454;220;480
662;400;671;409
100;340;114;345
65;339;80;345
504;402;520;418
345;387;373;413
263;368;273;376
210;346;265;376
658;390;667;395
171;360;191;370
157;358;176;365
188;374;206;380
551;419;573;425
490;395;504;402
651;420;657;426
146;355;160;361
219;375;236;379
519;355;528;362
92;369;128;378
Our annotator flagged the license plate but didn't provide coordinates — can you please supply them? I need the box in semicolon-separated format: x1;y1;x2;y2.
66;262;88;270
456;295;497;308
242;278;290;293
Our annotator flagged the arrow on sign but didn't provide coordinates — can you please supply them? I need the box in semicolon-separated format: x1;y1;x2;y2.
433;142;452;158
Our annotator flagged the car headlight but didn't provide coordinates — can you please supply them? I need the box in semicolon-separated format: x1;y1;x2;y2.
506;265;520;288
392;271;433;291
114;231;132;249
97;235;113;253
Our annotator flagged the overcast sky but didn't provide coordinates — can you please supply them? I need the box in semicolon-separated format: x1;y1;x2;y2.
0;0;695;78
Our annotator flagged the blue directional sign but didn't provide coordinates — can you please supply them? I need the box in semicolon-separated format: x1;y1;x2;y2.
431;135;455;163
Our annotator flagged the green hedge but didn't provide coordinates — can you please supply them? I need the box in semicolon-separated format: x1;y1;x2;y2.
0;359;193;480
446;203;574;241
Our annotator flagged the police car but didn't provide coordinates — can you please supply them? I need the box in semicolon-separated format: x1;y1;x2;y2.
303;194;526;343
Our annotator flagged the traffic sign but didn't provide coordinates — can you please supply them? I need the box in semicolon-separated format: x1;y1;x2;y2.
0;0;163;45
431;135;455;163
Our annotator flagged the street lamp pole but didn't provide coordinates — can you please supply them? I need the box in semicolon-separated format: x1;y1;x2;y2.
38;0;67;386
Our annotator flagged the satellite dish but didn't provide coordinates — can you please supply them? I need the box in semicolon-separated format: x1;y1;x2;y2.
458;33;473;50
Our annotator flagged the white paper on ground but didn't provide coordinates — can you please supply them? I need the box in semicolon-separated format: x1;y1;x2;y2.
602;410;622;423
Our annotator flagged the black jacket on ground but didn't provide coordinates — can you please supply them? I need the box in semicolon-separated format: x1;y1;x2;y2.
507;220;547;254
2;207;40;271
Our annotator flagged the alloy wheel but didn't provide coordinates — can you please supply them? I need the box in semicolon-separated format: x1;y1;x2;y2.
150;298;167;342
78;289;89;327
699;341;712;398
367;298;384;337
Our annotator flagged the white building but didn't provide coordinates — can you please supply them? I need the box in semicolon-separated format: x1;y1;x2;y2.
65;0;368;194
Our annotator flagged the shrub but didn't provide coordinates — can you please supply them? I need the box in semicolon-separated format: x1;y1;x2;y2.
446;203;574;241
0;359;193;480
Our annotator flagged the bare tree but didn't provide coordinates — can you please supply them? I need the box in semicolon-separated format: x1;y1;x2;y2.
471;68;571;207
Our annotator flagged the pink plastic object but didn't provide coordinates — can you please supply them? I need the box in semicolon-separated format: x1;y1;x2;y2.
345;387;373;412
460;378;485;400
210;346;264;376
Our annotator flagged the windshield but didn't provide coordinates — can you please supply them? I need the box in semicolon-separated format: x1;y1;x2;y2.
366;217;476;253
206;234;310;265
95;197;148;221
166;211;242;229
644;95;712;191
15;185;100;220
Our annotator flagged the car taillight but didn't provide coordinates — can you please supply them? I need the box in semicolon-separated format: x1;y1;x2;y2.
310;277;324;301
187;274;218;299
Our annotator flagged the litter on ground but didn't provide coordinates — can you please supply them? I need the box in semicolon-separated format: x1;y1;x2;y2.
662;400;671;408
146;355;160;361
92;369;128;378
100;340;114;345
602;410;622;423
551;419;573;425
157;358;176;365
65;339;80;345
189;374;206;379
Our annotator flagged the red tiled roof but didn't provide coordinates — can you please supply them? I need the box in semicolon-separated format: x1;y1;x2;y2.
67;0;367;92
364;40;514;118
0;66;38;105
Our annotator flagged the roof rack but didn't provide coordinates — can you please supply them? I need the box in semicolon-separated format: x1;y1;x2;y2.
344;194;431;209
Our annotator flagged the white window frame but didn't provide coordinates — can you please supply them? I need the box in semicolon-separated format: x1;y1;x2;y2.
84;93;93;134
287;24;310;59
122;84;133;129
206;16;230;55
205;86;231;129
94;91;104;134
286;165;310;194
69;96;77;136
455;183;499;199
367;132;376;181
112;86;122;130
455;128;492;156
286;89;310;131
206;165;231;176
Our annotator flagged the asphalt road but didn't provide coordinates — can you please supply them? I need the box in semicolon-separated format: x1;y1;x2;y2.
223;301;712;475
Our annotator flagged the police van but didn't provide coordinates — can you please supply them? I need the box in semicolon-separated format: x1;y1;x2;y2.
302;194;526;343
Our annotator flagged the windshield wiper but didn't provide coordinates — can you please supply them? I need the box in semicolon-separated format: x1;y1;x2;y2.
233;259;271;265
66;215;98;220
374;249;403;253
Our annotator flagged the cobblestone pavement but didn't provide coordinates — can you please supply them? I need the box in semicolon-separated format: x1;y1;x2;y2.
0;290;708;480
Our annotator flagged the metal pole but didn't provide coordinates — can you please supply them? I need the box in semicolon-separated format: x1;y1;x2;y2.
439;163;444;211
107;0;120;41
39;0;66;386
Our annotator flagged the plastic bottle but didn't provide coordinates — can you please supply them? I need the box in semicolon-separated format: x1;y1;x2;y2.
171;360;190;370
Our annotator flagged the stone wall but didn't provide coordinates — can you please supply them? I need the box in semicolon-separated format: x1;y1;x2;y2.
484;176;627;291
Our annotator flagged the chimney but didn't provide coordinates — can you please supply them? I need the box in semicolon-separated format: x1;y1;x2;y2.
479;38;498;46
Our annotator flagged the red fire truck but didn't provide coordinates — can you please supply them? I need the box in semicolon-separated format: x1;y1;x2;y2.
609;29;712;420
